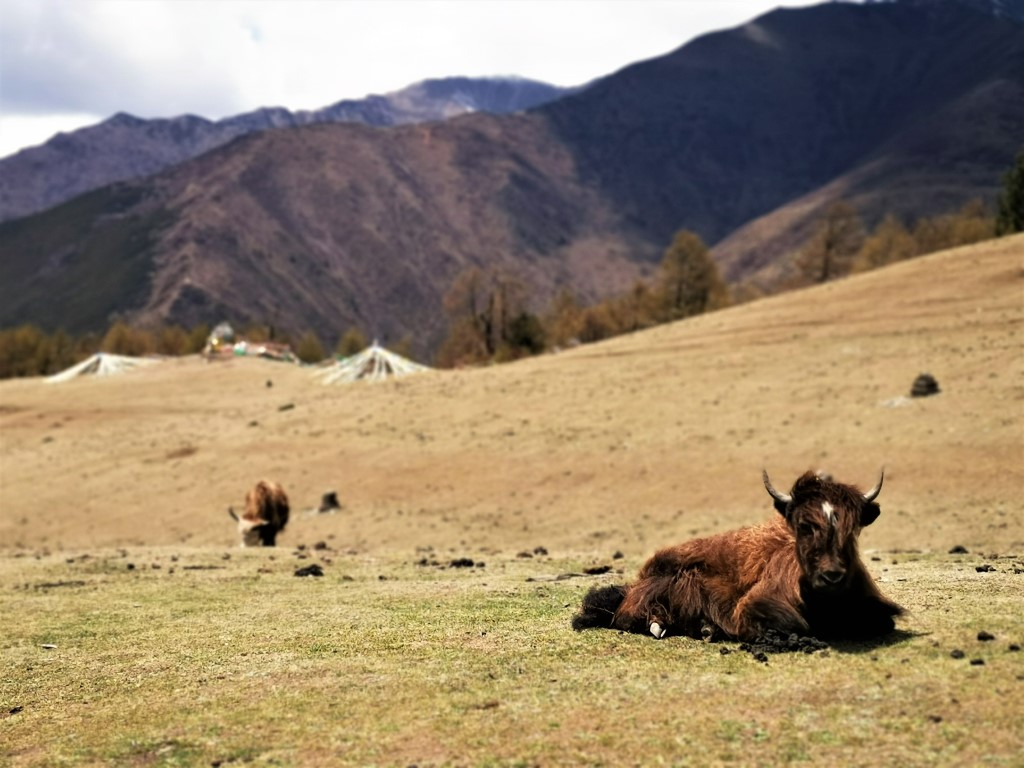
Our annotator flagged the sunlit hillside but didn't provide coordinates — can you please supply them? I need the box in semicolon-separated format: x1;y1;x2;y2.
1;235;1021;556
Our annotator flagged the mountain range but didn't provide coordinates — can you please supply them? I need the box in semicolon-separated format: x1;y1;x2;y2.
1;0;1021;357
0;77;574;223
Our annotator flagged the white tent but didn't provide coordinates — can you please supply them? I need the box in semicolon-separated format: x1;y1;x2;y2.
45;352;160;383
315;342;430;384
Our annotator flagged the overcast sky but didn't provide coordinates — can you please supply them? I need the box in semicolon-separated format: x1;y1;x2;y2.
0;0;826;159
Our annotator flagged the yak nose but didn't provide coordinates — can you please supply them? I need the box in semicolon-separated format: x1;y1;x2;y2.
821;570;846;585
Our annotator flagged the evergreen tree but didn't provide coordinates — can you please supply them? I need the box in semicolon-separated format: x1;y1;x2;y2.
658;230;729;318
996;149;1024;235
617;280;660;332
294;330;326;363
186;323;211;354
389;335;416;361
576;303;619;344
499;312;546;359
101;321;155;356
43;329;76;375
0;325;46;378
157;325;190;356
336;327;369;357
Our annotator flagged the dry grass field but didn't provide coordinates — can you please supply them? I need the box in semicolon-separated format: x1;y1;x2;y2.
1;235;1022;766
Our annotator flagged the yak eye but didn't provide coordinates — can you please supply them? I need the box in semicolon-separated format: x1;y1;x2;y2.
797;522;816;536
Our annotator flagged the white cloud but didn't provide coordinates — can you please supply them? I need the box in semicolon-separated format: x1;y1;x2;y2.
0;113;103;157
0;0;823;157
0;0;259;117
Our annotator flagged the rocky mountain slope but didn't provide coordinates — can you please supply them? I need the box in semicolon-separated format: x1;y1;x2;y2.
543;0;1023;252
1;0;1020;355
0;77;573;223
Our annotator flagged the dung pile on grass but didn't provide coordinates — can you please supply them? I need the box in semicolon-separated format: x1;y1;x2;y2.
732;629;830;662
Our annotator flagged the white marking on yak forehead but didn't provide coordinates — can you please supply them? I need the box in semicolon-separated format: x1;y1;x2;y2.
822;501;835;526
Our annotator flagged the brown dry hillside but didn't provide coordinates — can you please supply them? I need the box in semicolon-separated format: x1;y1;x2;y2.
3;1;1022;354
1;236;1021;556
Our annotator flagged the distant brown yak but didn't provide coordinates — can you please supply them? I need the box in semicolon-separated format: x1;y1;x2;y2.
228;480;290;547
573;470;903;641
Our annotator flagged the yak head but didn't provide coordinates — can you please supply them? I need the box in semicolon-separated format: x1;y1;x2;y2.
228;507;282;547
763;469;883;593
227;480;289;547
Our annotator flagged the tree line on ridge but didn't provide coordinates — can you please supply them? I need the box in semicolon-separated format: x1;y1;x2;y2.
1;149;1021;380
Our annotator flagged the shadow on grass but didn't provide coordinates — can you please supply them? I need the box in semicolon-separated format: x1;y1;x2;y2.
829;629;925;654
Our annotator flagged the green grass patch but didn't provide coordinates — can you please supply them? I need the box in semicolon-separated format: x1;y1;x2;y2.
1;549;1021;766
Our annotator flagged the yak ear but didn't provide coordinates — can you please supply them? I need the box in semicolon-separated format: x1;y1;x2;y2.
860;502;881;528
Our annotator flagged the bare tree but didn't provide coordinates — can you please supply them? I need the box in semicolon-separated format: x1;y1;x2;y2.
543;287;585;348
797;202;865;283
438;266;534;365
852;214;917;273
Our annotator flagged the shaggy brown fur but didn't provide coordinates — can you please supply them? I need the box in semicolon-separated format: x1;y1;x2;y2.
228;480;290;547
573;471;903;641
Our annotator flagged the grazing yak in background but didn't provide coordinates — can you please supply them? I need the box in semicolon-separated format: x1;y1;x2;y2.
573;470;903;642
228;480;290;547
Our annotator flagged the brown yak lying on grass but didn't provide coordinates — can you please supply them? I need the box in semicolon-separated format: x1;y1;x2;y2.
228;480;290;547
573;470;904;642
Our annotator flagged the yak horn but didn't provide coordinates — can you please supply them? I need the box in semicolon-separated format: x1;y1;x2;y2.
862;470;885;503
762;470;792;504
